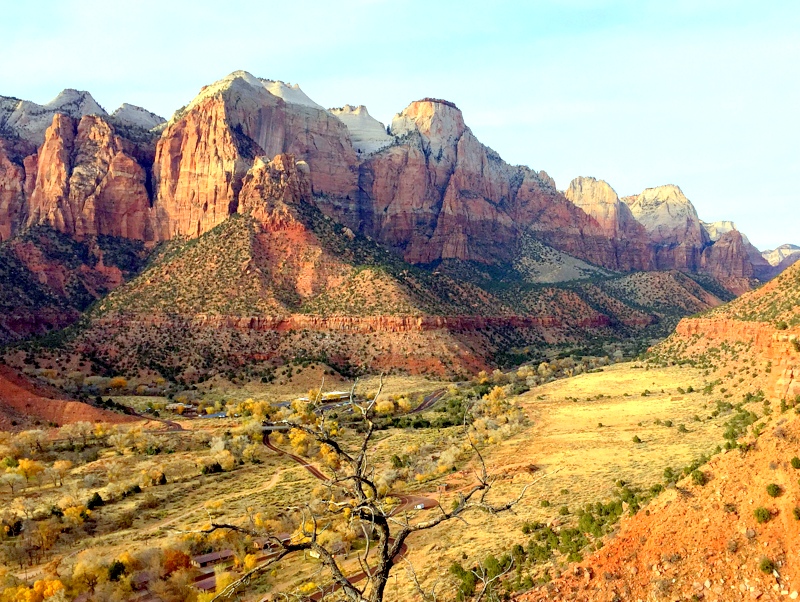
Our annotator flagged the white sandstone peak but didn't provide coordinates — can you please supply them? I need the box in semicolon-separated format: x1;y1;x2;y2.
701;220;747;243
329;104;393;155
390;98;466;161
0;89;107;145
112;103;166;130
565;176;640;237
762;244;800;267
187;71;324;114
260;79;323;110
626;185;706;245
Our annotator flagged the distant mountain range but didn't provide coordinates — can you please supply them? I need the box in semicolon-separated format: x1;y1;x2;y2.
0;71;796;379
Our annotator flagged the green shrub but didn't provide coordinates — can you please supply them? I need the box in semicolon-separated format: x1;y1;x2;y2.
766;484;781;498
87;492;104;510
790;457;800;469
759;557;776;574
632;435;642;443
559;506;570;516
691;470;706;486
449;562;477;600
108;560;126;581
540;500;550;508
793;507;800;521
754;507;771;523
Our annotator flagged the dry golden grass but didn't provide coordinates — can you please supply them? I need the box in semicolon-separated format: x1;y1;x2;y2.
4;362;763;601
381;362;761;600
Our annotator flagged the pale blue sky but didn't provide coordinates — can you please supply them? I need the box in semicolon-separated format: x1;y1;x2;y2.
2;0;798;250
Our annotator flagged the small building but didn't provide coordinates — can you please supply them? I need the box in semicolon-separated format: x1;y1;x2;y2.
191;549;234;568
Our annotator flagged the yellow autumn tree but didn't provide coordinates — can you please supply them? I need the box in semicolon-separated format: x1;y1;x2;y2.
0;579;64;602
109;376;128;391
16;458;45;486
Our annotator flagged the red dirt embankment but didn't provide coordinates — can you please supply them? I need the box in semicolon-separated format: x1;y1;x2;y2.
518;413;800;602
0;365;138;430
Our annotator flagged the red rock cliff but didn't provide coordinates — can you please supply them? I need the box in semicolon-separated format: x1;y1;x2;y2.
23;114;152;240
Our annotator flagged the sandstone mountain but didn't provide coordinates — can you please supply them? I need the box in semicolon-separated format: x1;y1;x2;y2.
0;71;796;375
0;89;108;145
763;243;800;270
0;71;786;282
328;104;393;155
110;103;166;130
14;153;734;383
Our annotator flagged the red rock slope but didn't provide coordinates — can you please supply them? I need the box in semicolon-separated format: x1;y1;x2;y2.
0;365;137;430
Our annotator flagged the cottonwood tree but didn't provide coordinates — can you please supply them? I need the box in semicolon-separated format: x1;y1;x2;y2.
197;378;545;602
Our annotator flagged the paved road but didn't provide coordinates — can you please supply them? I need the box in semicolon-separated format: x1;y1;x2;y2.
262;434;328;481
410;388;446;414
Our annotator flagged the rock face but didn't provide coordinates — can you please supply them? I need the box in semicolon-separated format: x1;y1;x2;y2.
328;105;393;155
152;71;358;238
354;99;623;267
0;71;795;292
699;230;755;294
565;177;654;270
623;184;709;271
237;154;312;226
701;219;737;241
700;220;773;281
26;114;152;240
0;137;35;241
763;243;800;267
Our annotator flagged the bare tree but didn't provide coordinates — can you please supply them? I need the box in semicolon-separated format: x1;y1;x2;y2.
195;378;545;602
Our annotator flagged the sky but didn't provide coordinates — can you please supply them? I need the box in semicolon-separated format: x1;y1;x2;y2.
2;0;798;250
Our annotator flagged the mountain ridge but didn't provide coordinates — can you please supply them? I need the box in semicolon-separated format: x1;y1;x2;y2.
0;70;796;379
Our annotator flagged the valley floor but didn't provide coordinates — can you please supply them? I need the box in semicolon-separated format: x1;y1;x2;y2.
0;362;768;601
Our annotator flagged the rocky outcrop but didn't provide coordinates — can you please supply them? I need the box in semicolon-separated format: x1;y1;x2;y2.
26;114;152;240
238;154;312;226
0;137;35;241
698;230;756;294
701;219;737;241
152;95;245;238
93;312;610;335
353;100;622;267
701;220;772;281
675;317;800;399
623;184;709;271
763;244;800;267
110;103;165;130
